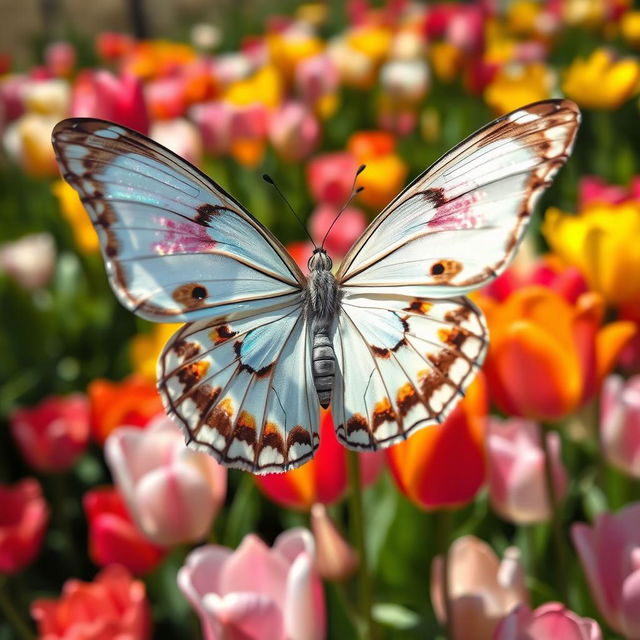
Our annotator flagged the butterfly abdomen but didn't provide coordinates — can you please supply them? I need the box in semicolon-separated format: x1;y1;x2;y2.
312;327;335;409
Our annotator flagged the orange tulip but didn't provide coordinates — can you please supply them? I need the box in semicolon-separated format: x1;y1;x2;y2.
88;376;164;445
479;286;636;421
386;374;487;510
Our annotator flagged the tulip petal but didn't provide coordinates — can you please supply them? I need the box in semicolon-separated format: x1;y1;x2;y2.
284;552;326;640
621;569;640;638
597;321;637;385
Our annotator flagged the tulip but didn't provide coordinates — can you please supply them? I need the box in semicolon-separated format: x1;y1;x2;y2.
309;203;366;258
379;58;430;104
31;565;151;640
214;52;255;88
256;410;384;510
70;70;150;134
228;102;270;167
327;35;378;89
286;240;315;273
178;530;325;640
0;232;55;291
52;180;100;253
10;394;89;472
572;503;640;637
0;479;49;574
310;503;358;581
191;101;232;155
45;41;76;77
88;375;164;445
22;78;69;115
83;487;167;575
269;101;320;162
224;65;282;110
149;118;203;167
307;151;359;206
579;175;630;208
431;536;528;640
495;603;603;640
563;48;640;110
386;374;487;510
3;113;60;177
296;54;339;118
621;11;640;48
105;416;227;546
480;287;635;421
0;74;27;124
484;63;554;115
543;203;640;305
429;42;464;84
267;25;325;81
145;76;188;121
487;418;567;524
346;131;409;208
95;32;135;63
600;374;640;476
481;253;587;305
190;23;222;52
620;301;640;373
129;323;183;381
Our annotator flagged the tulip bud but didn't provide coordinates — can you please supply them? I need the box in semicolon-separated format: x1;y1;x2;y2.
310;504;358;580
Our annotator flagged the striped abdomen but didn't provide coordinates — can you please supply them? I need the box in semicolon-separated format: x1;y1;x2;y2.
312;326;335;409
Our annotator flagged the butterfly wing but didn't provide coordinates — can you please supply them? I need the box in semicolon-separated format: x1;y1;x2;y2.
53;118;318;472
52;118;305;323
159;303;320;473
332;99;580;449
336;99;580;296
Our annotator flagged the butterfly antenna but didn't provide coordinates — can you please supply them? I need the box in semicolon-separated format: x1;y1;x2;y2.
321;164;366;250
262;174;316;248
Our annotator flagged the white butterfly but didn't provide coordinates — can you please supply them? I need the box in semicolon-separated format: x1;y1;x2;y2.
52;99;580;474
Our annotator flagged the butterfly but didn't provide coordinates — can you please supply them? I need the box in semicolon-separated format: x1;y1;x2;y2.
52;99;580;474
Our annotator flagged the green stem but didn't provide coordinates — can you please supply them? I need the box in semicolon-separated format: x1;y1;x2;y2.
0;577;36;640
50;473;81;576
435;509;454;640
347;451;375;640
541;427;568;603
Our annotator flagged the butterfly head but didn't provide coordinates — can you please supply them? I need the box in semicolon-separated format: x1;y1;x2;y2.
308;248;333;272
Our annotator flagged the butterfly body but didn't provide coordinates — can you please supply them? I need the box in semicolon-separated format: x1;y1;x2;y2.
306;248;340;409
52;99;580;473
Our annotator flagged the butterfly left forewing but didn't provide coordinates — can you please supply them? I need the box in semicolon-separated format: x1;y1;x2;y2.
159;301;319;473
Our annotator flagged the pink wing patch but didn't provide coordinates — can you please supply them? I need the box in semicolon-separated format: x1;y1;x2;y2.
427;189;486;231
153;218;217;255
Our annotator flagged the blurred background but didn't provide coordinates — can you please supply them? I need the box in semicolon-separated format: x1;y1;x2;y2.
2;1;640;639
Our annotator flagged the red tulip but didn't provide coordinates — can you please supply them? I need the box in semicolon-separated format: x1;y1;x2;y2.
83;487;167;575
309;203;366;258
44;41;75;77
386;374;487;509
256;411;385;510
71;70;150;135
31;565;152;640
11;394;89;472
0;479;49;574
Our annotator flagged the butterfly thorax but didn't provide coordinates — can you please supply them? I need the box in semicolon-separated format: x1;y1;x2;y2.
306;249;340;409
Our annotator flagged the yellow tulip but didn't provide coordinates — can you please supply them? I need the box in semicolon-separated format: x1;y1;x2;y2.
543;203;640;305
224;65;282;109
562;48;640;110
484;63;554;115
130;324;182;380
428;42;463;84
53;181;99;253
267;30;324;81
621;11;640;49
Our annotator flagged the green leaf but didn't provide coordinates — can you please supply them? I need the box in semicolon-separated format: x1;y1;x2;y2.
372;603;420;630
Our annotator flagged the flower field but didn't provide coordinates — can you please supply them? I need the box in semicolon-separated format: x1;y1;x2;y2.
3;1;640;638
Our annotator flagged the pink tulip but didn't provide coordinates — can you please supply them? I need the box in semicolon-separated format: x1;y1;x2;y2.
190;101;232;155
0;74;27;124
149;118;203;167
296;54;339;107
487;418;567;524
45;41;76;77
269;102;320;162
71;70;149;135
310;504;358;581
431;536;528;640
146;76;187;121
178;529;325;640
11;393;89;472
579;176;629;208
600;375;640;476
0;232;55;291
104;416;227;546
572;503;640;637
309;203;366;258
495;603;603;640
307;152;359;206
